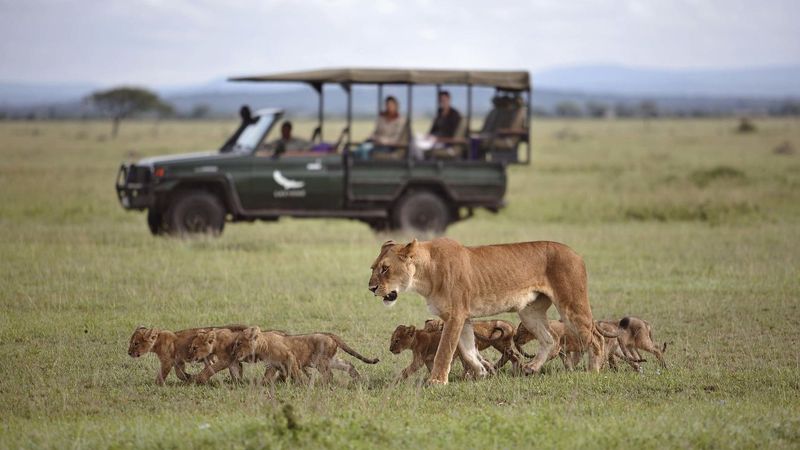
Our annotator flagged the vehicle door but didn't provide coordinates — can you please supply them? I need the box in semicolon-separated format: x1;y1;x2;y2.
248;153;344;211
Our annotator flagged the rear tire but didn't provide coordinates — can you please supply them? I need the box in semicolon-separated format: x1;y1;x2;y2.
392;190;451;234
165;191;225;236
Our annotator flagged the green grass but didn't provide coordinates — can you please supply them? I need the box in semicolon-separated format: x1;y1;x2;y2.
1;117;799;449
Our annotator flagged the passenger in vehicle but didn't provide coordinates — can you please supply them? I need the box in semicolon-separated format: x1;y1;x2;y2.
269;121;309;158
355;96;408;160
370;96;407;147
417;90;465;160
429;90;461;140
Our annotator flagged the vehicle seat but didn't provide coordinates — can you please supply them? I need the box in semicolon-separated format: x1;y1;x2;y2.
477;95;527;163
371;121;410;161
429;116;467;160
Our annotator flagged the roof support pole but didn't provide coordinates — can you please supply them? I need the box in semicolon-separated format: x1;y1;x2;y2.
526;87;532;164
311;82;324;142
318;85;324;142
467;84;473;160
378;84;383;113
344;83;352;148
407;84;413;163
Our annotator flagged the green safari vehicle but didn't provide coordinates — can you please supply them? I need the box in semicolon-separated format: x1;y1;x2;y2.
115;68;532;235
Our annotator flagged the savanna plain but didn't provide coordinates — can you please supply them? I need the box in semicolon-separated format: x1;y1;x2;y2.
0;117;798;448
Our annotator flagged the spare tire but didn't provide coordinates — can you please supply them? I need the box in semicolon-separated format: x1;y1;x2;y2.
392;190;451;234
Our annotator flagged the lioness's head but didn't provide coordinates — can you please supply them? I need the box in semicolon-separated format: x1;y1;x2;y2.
128;326;158;358
369;239;419;306
233;326;261;362
389;325;416;354
189;330;215;362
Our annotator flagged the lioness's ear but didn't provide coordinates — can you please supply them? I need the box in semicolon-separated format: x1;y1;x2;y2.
398;239;418;260
380;240;396;251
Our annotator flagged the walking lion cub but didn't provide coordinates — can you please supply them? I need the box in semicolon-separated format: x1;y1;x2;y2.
127;324;246;384
233;326;379;384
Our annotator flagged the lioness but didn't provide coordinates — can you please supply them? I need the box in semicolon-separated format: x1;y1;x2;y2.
234;326;379;384
369;238;602;384
424;318;523;371
127;324;246;385
515;320;633;371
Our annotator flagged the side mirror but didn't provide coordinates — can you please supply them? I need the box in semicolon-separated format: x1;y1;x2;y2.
239;105;255;124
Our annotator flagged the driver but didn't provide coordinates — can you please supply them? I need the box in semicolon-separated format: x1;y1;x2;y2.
269;121;309;158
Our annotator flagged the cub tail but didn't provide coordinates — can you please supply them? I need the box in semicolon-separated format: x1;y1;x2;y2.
328;334;379;364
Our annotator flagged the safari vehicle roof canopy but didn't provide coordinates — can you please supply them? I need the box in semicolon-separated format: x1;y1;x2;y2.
229;68;530;91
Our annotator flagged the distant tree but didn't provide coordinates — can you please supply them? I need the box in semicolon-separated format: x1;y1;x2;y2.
554;101;583;117
190;104;211;119
86;87;172;138
638;100;659;118
585;101;609;118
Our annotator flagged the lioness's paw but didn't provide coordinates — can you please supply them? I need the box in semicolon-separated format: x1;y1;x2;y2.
522;364;540;376
425;378;448;386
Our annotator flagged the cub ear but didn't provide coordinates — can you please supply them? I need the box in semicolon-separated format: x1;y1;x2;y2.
146;328;158;340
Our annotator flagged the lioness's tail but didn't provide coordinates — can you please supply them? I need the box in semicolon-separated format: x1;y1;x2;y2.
327;334;379;364
662;342;668;354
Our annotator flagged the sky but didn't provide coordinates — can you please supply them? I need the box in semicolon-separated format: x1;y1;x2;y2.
1;0;798;87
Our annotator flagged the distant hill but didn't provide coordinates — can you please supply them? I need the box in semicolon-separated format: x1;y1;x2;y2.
535;64;800;98
1;64;798;119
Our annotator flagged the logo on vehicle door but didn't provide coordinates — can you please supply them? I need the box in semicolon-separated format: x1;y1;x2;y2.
272;170;306;198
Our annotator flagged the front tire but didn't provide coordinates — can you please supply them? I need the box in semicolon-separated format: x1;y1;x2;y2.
392;190;451;234
165;191;225;236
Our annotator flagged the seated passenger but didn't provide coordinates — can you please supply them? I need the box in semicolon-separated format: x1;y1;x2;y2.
370;96;407;147
356;96;408;160
429;90;461;141
269;121;309;158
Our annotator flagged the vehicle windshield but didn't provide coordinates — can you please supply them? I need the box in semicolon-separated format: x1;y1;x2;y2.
231;113;277;153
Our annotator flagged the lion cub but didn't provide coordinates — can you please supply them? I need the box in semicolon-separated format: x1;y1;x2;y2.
233;326;379;384
514;320;626;371
127;325;244;385
614;316;667;371
423;319;523;371
390;324;448;380
188;328;284;384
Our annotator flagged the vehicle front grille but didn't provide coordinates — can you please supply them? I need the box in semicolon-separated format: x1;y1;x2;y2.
125;165;152;185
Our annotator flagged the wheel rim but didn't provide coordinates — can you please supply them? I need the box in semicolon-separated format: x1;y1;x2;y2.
182;208;211;233
408;202;443;231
